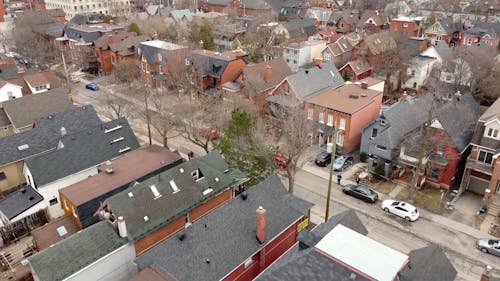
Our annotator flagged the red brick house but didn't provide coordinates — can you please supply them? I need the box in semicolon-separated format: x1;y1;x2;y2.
328;9;360;34
135;174;312;281
351;30;397;71
424;18;463;46
389;16;424;37
104;150;248;255
25;0;46;10
339;58;372;80
93;31;136;73
305;82;383;152
461;21;500;47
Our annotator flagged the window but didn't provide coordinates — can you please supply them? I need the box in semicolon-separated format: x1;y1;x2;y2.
376;145;387;151
294;50;298;55
324;53;332;61
478;150;494;165
319;112;324;123
293;60;297;64
371;128;378;138
429;167;439;180
0;171;5;181
339;118;346;130
411;70;416;76
191;169;204;180
403;23;409;28
49;198;58;206
307;109;313;120
327;115;333;126
336;133;344;146
486;127;499;138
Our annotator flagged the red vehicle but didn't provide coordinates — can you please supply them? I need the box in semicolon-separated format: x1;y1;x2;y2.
275;154;287;169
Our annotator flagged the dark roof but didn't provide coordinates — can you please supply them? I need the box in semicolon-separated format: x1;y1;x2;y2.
69;13;105;25
359;10;389;27
0;106;102;166
201;0;231;6
469;21;500;36
242;58;293;94
2;88;73;130
106;150;242;241
285;61;344;102
128;265;177;281
282;17;318;39
471;97;500;151
0;61;19;80
439;18;463;34
25;117;139;187
0;185;43;220
364;30;397;55
64;24;125;44
110;35;151;57
32;22;65;38
399;244;457;281
28;221;127;281
31;214;80;251
136;174;312;281
329;9;359;26
0;108;10;128
93;31;135;50
136;40;187;65
189;50;246;78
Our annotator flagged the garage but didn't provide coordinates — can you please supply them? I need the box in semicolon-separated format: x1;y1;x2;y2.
467;176;489;195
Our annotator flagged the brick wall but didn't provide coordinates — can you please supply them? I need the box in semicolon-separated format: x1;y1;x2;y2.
189;188;232;221
135;215;186;255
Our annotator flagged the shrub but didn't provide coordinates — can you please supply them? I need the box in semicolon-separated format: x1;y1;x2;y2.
360;152;367;162
373;165;385;180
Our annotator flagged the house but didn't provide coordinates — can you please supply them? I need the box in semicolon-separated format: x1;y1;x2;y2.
136;40;189;88
2;88;73;133
321;35;354;68
318;28;342;44
110;34;151;65
188;49;248;91
256;210;456;281
357;10;389;33
424;17;464;46
59;145;183;229
31;214;79;251
433;42;472;87
283;39;326;72
135;174;312;281
239;58;293;111
305;82;383;152
199;0;307;19
403;46;442;90
166;9;194;22
339;58;373;80
352;30;397;71
104;150;248;255
23;117;140;219
32;22;66;44
389;16;424;37
0;185;44;227
305;7;333;29
328;9;360;34
267;61;344;110
213;21;247;51
460;97;500;196
272;17;318;43
0;80;23;102
25;0;47;10
92;31;136;73
28;220;137;281
384;0;412;17
23;72;52;94
461;21;500;47
0;105;101;194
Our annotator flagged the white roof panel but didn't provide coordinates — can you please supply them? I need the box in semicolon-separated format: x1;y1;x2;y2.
315;224;408;281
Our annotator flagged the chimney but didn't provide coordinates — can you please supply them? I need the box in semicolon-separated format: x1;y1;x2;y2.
60;127;67;136
234;48;243;58
198;40;204;49
117;216;127;238
264;65;272;82
314;57;323;67
361;82;368;89
105;160;113;174
108;33;114;44
256;206;266;244
480;265;492;281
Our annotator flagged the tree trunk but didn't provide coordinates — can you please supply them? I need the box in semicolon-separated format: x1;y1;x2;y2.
287;165;295;194
163;135;170;150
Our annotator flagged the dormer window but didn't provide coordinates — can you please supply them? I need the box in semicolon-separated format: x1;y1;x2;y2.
191;169;204;181
486;127;499;139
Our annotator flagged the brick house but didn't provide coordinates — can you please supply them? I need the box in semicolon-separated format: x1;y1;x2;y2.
135;174;312;281
460;98;500;196
110;34;151;65
389;16;424;37
424;17;464;46
305;82;383;152
328;9;360;34
25;0;46;10
104;150;248;255
339;58;373;81
92;31;136;73
461;21;500;47
351;30;397;72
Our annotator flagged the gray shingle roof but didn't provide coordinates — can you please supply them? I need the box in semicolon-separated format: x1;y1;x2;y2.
3;88;73;130
0;185;43;220
25;117;139;187
106;150;243;241
136;175;312;281
285;61;344;102
201;0;231;6
399;244;457;281
28;220;127;281
0;106;102;166
0;108;10;128
188;50;247;78
282;17;318;39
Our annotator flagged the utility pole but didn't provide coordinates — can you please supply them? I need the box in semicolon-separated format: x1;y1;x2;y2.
324;122;338;223
61;51;73;101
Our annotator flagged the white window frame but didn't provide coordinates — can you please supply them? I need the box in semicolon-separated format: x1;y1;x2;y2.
319;112;324;123
402;23;408;28
478;150;494;165
327;114;333;126
485;127;499;139
307;109;313;120
324;53;332;61
339;118;346;130
336;133;344;146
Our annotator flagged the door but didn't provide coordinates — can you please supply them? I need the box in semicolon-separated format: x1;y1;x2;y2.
467;176;489;195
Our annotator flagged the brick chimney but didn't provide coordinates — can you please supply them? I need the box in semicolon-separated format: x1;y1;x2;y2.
480;265;492;281
264;65;272;82
256;206;266;244
361;81;368;89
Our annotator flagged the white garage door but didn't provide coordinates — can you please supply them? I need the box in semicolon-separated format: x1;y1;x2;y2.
467;176;489;195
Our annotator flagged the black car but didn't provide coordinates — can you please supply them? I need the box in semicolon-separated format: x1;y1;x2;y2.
342;184;378;203
314;151;332;167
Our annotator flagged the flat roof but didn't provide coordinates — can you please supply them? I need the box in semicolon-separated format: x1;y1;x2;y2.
315;224;408;281
141;40;186;50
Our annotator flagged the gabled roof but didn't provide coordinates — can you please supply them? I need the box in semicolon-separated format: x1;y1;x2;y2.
189;50;246;78
282;17;318;39
241;58;293;94
329;9;359;26
305;7;333;22
426;18;463;35
325;36;353;56
0;185;43;220
106;150;242;241
64;24;125;44
364;31;397;55
137;40;187;65
0;108;10;128
32;22;65;38
31;214;79;251
201;0;231;6
28;221;127;281
399;244;457;281
135;175;312;281
93;31;135;50
341;58;372;75
110;35;151;57
25;117;139;187
2;88;73;130
359;10;389;27
0;105;101;166
469;21;500;36
284;61;344;102
168;9;193;21
24;72;50;88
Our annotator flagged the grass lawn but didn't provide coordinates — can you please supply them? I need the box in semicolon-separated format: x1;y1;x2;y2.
396;187;444;214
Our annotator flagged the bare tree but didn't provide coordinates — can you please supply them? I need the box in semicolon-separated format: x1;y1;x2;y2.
98;90;132;119
111;60;141;83
148;87;182;149
136;16;178;41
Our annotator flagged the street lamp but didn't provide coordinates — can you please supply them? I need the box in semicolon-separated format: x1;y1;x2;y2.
324;122;339;223
131;81;152;145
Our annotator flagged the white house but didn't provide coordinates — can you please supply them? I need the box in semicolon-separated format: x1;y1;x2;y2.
0;81;23;102
283;39;326;72
23;73;51;94
405;46;443;90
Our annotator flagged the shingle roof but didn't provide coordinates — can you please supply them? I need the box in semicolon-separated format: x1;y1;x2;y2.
93;31;135;50
329;10;359;26
137;40;187;65
0;105;101;166
2;88;73;130
342;58;372;75
0;108;10;128
284;61;344;102
135;174;312;281
25;117;139;187
305;7;333;22
241;58;292;94
359;10;389;27
201;0;231;6
364;31;397;55
110;35;151;57
28;221;127;281
64;24;125;44
189;50;244;78
32;22;65;38
399;244;457;281
282;17;318;39
168;9;193;21
106;150;242;241
23;72;50;88
31;214;79;251
128;265;177;281
0;185;43;220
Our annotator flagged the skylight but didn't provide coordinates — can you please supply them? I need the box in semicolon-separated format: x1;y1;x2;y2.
202;188;213;196
169;179;180;194
111;136;124;143
119;146;131;153
104;124;123;133
56;226;67;237
150;185;162;199
18;144;29;151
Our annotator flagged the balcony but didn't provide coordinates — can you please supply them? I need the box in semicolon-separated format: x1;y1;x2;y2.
465;158;493;175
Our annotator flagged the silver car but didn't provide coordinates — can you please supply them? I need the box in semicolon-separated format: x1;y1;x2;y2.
476;239;500;257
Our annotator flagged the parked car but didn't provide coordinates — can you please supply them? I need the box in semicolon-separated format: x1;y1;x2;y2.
381;200;419;221
275;154;287;169
314;151;332;167
85;82;99;91
342;184;378;203
476;238;500;257
333;155;354;171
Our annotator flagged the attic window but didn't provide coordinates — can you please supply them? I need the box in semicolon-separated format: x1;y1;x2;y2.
104;125;122;133
191;169;204;181
111;136;124;143
119;146;131;153
169;179;180;193
18;144;29;151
